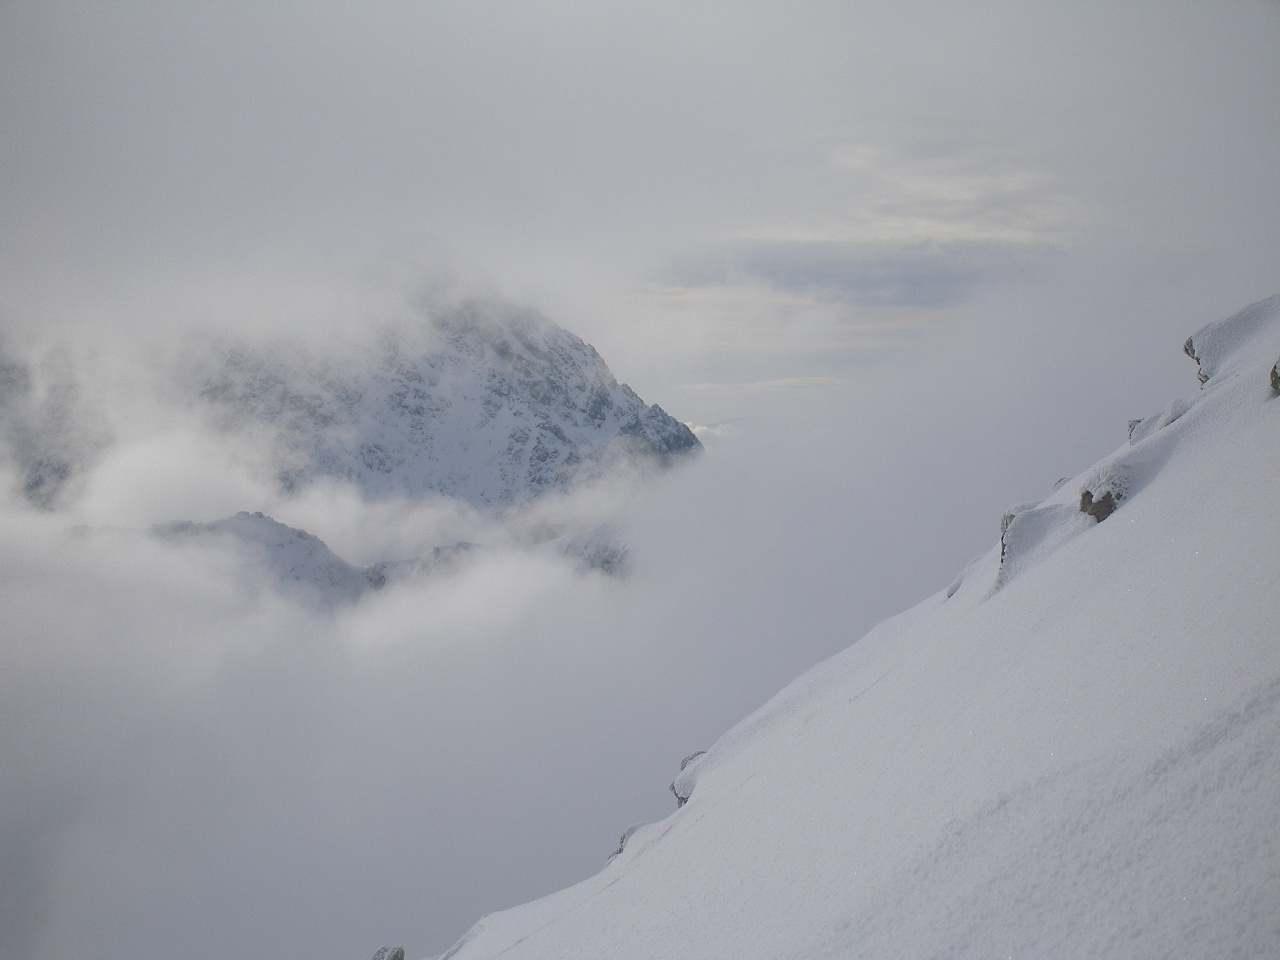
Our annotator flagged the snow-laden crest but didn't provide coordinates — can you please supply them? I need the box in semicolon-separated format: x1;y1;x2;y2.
946;294;1280;600
439;295;1280;960
195;303;700;507
1183;293;1280;386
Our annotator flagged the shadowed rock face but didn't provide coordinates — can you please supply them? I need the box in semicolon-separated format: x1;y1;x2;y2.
669;750;708;808
2;304;699;512
1080;489;1119;522
1271;357;1279;393
1184;335;1210;385
371;948;404;960
156;511;630;611
195;305;700;508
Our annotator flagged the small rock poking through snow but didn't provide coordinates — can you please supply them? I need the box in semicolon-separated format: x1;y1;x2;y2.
668;750;708;808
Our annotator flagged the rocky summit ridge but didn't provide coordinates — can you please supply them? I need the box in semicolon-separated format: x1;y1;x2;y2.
195;304;700;507
1;302;699;512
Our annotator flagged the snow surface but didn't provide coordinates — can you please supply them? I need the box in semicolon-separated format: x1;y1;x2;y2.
438;296;1280;959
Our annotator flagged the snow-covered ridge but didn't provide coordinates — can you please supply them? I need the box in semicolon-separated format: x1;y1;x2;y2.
157;511;626;608
158;512;376;606
438;295;1280;960
0;302;699;512
193;303;699;507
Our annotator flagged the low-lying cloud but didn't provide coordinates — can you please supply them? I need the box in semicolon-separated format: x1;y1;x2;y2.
1;2;1276;958
0;281;1210;958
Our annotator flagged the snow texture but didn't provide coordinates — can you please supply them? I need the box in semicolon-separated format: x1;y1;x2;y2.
193;303;699;507
439;295;1280;960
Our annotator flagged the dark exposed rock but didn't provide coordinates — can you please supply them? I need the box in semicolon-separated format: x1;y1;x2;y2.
1080;488;1119;522
608;822;645;862
1184;335;1209;385
193;304;700;507
670;750;708;808
1271;357;1279;393
371;947;405;960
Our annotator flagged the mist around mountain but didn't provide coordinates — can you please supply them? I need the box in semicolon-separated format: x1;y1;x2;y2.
2;295;1276;960
0;298;697;598
438;296;1280;960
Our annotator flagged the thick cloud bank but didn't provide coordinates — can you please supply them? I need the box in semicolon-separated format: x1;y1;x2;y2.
0;281;1215;959
1;3;1277;958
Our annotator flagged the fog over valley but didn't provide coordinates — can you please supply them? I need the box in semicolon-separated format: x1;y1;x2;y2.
1;3;1277;958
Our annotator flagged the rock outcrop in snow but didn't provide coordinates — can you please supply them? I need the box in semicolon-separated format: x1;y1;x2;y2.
193;304;699;507
438;295;1280;960
668;750;708;808
1182;292;1280;386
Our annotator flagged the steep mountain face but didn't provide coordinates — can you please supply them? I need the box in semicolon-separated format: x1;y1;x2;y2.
0;303;699;513
156;511;625;608
194;304;699;507
440;296;1280;960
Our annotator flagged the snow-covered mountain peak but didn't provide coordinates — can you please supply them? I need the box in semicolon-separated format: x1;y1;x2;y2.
0;301;699;514
193;303;699;507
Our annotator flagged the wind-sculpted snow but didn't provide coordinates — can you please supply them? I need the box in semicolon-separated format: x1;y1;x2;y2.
440;295;1280;960
194;305;699;508
1183;293;1280;386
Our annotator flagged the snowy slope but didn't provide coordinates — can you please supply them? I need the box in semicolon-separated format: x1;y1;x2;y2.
440;296;1280;959
194;304;699;507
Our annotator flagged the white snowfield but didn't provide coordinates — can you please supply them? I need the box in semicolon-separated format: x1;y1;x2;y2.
439;296;1280;960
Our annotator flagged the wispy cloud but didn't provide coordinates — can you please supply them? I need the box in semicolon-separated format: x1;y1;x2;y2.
671;238;1037;309
668;147;1076;311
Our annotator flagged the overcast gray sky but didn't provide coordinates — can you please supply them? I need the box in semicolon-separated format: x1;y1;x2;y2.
1;3;1278;959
